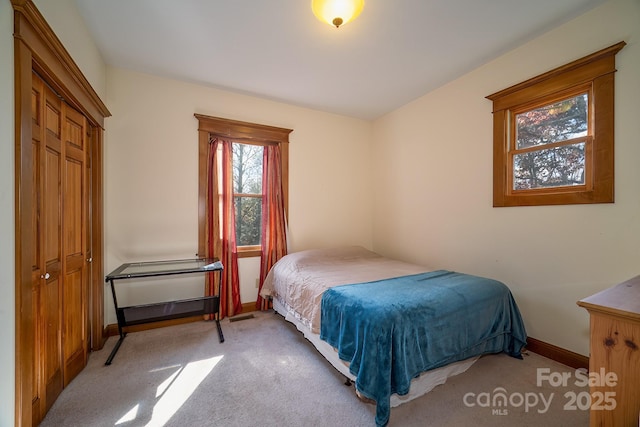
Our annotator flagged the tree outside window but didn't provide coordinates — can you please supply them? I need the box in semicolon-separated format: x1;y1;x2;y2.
232;143;263;247
512;92;589;191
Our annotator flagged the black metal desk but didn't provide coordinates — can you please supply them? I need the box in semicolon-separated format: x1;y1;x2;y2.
105;258;224;365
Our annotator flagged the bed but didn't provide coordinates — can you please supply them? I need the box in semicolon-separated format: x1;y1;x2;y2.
260;246;527;426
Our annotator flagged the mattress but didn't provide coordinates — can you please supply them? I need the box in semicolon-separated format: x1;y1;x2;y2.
272;297;479;408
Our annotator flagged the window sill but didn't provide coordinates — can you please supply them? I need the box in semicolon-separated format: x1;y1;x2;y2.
237;247;261;258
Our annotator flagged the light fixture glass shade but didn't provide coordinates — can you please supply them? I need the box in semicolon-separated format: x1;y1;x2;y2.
311;0;365;28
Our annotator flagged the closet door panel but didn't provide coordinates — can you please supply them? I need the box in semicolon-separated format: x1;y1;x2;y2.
62;105;88;385
42;274;62;408
30;73;44;423
42;85;64;410
63;269;86;382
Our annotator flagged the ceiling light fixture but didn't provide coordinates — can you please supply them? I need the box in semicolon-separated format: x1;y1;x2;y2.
311;0;365;28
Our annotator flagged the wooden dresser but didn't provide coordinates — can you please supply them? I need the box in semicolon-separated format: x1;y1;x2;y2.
577;275;640;427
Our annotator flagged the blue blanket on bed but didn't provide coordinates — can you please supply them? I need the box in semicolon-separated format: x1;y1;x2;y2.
319;270;527;427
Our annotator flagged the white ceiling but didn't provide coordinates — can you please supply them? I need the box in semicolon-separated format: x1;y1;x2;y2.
73;0;605;120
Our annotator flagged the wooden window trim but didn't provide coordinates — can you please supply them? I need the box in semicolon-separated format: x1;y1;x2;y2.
237;246;262;258
486;41;625;207
195;114;292;259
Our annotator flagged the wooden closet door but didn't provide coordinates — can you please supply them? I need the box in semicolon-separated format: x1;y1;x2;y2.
41;80;65;413
61;104;89;385
29;73;90;420
14;7;109;425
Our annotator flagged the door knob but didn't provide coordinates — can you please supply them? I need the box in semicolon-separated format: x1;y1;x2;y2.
41;272;50;280
87;257;92;263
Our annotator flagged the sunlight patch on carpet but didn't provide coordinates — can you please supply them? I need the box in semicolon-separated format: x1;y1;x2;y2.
115;404;139;425
142;355;223;427
156;367;182;398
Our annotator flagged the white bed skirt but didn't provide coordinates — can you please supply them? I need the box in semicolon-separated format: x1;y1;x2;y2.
273;298;479;407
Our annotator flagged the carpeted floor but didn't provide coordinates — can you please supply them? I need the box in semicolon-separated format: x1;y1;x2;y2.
40;311;589;426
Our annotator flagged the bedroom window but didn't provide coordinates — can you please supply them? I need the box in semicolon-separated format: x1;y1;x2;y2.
195;114;292;259
486;42;625;207
232;143;264;249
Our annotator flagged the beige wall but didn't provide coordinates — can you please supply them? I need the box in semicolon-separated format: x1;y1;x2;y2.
103;67;373;323
371;0;640;356
0;0;15;424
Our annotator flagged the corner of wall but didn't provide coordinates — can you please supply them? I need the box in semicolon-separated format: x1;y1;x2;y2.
0;0;16;425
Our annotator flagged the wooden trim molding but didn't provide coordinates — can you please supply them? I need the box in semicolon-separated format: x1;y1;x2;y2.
526;337;589;370
103;303;259;337
240;301;258;313
102;321;588;373
486;42;626;106
89;126;105;351
13;30;34;427
11;0;111;127
194;113;293;144
104;316;205;337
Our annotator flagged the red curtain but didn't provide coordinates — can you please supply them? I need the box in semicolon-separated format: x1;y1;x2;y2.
256;144;288;310
206;138;242;318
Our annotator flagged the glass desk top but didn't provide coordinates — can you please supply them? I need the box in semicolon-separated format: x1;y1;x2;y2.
106;258;223;281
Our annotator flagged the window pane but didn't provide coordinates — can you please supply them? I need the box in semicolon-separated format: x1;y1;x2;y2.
233;143;263;247
233;143;263;194
513;142;585;190
515;93;588;149
234;196;262;246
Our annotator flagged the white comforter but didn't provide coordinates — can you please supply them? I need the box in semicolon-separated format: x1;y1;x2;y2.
260;246;430;333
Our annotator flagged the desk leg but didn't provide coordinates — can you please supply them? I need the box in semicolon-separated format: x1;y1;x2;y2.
216;319;224;343
106;278;128;365
215;270;224;343
105;333;126;365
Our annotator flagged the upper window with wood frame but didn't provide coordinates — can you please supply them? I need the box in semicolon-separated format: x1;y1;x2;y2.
195;114;292;258
487;42;625;207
